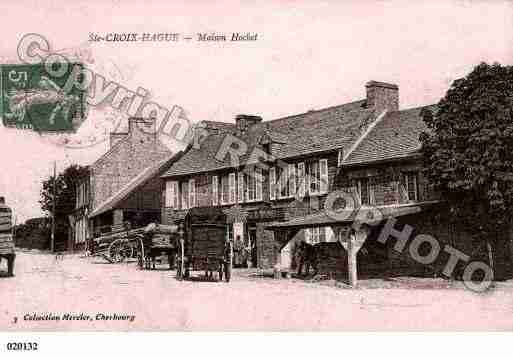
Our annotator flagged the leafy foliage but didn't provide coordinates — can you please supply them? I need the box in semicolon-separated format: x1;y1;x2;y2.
39;164;89;245
420;62;513;243
14;217;51;249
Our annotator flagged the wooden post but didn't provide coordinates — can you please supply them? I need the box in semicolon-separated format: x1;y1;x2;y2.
338;226;368;287
180;226;185;278
51;161;56;253
347;236;358;286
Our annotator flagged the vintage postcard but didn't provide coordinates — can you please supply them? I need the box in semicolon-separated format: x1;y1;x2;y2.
1;0;513;353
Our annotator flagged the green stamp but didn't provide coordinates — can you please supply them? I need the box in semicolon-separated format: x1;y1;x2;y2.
1;62;86;132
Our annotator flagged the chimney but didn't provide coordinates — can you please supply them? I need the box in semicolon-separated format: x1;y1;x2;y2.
109;133;127;148
365;81;399;114
129;117;157;134
0;196;5;205
236;114;263;133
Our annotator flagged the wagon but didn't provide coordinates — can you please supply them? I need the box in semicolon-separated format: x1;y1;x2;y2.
175;207;232;282
136;223;179;270
90;222;178;268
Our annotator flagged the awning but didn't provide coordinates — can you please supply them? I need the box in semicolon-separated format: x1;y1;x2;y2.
89;152;182;219
265;201;440;231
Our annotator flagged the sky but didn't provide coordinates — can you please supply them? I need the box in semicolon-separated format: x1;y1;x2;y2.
0;0;512;222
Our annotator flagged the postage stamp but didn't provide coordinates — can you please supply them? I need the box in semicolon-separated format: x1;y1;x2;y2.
0;62;86;132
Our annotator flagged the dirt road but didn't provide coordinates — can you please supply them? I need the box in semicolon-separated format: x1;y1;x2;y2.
1;251;513;331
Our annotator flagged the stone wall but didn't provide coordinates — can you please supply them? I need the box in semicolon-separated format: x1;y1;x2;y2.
90;118;171;211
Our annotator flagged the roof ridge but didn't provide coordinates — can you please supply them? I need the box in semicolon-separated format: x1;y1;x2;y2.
341;110;388;164
89;152;180;218
393;103;438;114
265;99;367;125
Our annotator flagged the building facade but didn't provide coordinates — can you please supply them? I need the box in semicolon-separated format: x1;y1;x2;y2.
71;117;175;247
161;81;511;280
161;82;431;269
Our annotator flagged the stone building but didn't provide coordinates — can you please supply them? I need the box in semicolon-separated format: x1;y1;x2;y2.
161;81;512;283
70;117;178;247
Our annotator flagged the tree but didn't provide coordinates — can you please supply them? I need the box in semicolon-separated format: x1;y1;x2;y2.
39;164;89;249
420;62;513;278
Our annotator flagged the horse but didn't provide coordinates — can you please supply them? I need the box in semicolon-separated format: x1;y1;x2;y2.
296;241;319;277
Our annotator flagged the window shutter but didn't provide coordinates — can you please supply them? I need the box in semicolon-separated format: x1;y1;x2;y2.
188;179;196;208
306;162;312;195
212;176;218;205
355;180;362;206
269;167;276;200
256;167;263;201
181;182;188;209
297;162;305;198
320;227;326;243
319;159;328;193
288;164;296;196
238;172;244;203
229;173;236;204
279;165;289;198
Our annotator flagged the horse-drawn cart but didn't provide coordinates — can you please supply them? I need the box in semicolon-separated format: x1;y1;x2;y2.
176;208;232;282
90;223;179;270
137;223;179;270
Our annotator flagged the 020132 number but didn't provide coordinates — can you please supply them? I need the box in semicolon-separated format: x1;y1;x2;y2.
6;342;38;351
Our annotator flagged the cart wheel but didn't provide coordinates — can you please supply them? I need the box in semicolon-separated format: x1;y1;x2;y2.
224;261;232;282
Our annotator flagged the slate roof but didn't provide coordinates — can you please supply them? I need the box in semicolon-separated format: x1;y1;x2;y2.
163;100;373;178
265;201;440;230
342;104;438;166
89;151;183;218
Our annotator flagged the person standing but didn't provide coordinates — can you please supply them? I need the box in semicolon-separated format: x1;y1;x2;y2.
0;197;15;277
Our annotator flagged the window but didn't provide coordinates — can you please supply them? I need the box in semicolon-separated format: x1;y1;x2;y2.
404;172;419;201
297;162;305;197
269;167;276;200
288;164;296;197
276;163;298;199
246;170;255;201
188;179;196;208
357;178;370;206
277;165;289;198
244;167;263;202
229;173;236;204
255;167;263;201
307;159;328;195
221;175;230;205
238;172;244;203
212;176;218;205
319;159;328;193
269;160;327;201
308;161;319;193
165;180;179;208
305;227;323;244
181;182;189;209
